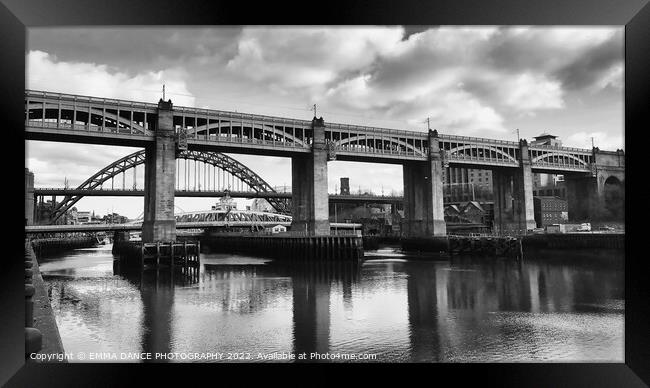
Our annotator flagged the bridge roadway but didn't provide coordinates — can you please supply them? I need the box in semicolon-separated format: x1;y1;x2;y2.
25;89;599;173
33;188;402;203
25;89;624;240
24;221;362;234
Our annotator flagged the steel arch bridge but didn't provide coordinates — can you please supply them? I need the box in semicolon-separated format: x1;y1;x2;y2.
49;150;290;223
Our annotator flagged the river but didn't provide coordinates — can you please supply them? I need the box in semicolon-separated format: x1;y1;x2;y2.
37;244;624;362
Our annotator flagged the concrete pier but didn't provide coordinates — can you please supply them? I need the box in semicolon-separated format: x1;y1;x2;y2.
492;140;536;235
142;99;177;242
291;117;330;236
402;129;446;238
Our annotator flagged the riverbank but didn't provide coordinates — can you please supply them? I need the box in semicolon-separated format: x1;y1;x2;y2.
31;236;97;257
27;244;66;363
522;232;624;250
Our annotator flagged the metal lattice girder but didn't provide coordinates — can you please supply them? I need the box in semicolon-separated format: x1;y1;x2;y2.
177;150;290;214
50;149;290;223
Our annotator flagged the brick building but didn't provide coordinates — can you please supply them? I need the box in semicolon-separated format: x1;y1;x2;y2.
533;196;569;227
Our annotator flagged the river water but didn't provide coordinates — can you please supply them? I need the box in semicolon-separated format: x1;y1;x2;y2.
38;244;624;362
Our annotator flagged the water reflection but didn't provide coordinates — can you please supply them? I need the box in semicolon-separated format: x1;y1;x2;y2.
404;262;438;361
116;268;175;362
39;245;624;362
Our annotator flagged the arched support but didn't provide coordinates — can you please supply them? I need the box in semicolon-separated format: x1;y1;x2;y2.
333;135;426;156
448;144;518;163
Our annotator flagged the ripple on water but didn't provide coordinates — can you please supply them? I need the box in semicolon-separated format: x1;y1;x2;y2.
41;248;624;363
441;310;623;362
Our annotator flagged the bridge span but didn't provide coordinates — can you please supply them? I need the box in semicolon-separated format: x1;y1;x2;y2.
34;187;402;203
25;89;624;240
25;222;362;234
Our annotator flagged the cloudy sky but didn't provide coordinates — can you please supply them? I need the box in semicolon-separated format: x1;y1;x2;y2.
26;26;624;218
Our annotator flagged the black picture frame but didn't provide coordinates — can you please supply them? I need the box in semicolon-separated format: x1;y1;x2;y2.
1;0;647;386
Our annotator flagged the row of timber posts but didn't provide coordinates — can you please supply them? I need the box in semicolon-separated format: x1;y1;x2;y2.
140;241;200;268
204;234;363;262
113;231;200;273
448;235;523;259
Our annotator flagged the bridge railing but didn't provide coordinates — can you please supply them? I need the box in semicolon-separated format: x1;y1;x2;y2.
528;144;592;153
334;143;424;156
26;120;151;137
439;134;519;146
26;90;158;110
187;133;309;148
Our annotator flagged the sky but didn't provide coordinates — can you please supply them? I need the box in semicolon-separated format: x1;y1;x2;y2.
26;26;624;219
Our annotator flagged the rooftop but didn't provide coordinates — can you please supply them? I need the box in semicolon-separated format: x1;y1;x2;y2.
534;133;558;139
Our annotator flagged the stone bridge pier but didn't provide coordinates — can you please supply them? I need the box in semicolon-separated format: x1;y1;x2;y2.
402;130;446;237
142;99;177;242
290;117;330;236
491;140;536;235
565;148;625;222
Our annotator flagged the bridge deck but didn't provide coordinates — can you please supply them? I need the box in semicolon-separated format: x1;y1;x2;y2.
25;222;363;234
26;89;596;171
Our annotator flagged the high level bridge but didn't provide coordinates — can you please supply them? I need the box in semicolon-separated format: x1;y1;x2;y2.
25;90;624;240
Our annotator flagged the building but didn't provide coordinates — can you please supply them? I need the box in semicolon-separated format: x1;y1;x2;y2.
442;167;493;203
444;204;461;223
212;194;237;211
250;185;290;213
533;196;569;227
340;177;350;195
531;133;562;147
64;207;79;225
77;211;91;224
461;201;488;224
533;178;566;199
251;198;274;213
531;133;567;199
269;224;287;234
102;212;128;224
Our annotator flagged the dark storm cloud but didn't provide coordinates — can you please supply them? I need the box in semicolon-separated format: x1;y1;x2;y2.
483;27;623;91
28;27;243;75
553;30;623;90
27;26;624;144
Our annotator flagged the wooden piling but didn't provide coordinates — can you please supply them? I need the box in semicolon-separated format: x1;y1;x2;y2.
170;241;174;270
